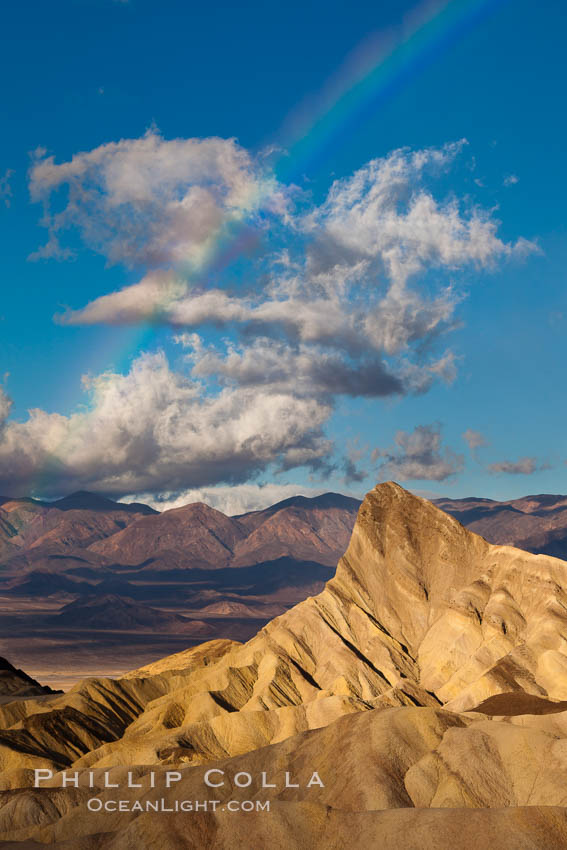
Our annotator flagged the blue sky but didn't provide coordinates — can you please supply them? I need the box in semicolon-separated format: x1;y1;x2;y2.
0;0;566;510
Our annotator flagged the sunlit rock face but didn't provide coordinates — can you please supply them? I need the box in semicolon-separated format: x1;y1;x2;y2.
5;482;567;848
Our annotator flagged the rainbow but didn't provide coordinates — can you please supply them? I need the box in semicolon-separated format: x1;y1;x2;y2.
28;0;504;497
183;0;505;291
275;0;503;182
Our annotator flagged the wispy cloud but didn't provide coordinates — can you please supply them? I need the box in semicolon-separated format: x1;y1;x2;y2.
462;428;488;451
462;428;490;466
342;439;368;485
374;423;464;482
487;457;550;475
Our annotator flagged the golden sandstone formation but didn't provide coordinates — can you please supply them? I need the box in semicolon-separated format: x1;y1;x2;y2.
4;483;567;847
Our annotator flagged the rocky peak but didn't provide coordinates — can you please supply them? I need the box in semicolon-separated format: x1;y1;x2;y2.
330;482;490;653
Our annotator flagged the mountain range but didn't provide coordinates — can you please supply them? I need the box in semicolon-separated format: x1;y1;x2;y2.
0;490;360;686
4;483;567;846
4;486;567;690
434;492;567;559
0;489;359;572
5;487;567;573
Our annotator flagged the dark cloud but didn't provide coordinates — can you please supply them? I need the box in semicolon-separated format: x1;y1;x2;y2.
376;423;464;482
487;457;550;475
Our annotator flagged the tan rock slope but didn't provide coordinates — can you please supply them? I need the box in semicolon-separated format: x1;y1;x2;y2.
0;658;59;704
5;483;567;847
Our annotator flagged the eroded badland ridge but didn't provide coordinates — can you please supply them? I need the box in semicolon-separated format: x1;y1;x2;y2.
4;483;567;846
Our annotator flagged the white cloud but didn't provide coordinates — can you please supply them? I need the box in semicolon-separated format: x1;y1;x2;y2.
303;142;528;286
29;129;286;267
53;143;528;406
55;270;188;325
503;174;519;187
375;423;464;482
51;142;532;352
0;352;331;498
14;138;538;498
361;286;460;357
182;335;404;399
123;483;335;516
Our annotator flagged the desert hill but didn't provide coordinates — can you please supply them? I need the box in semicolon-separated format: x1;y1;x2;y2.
87;492;360;571
0;658;59;703
231;492;361;567
0;490;359;579
43;492;157;514
0;489;360;573
0;491;157;514
54;595;214;635
435;492;567;559
88;502;247;568
6;484;567;845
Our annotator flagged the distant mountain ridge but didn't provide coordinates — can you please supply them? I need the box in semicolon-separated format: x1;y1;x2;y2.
0;490;158;514
434;492;567;559
0;489;361;572
0;490;362;646
4;486;567;572
0;492;157;564
233;491;362;516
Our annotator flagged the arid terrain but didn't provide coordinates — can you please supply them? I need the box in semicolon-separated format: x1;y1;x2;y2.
4;486;567;692
0;491;359;687
5;483;567;846
434;492;567;559
3;487;567;692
